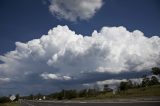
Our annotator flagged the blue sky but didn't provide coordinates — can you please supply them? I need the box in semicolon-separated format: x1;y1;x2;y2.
0;0;160;55
0;0;160;96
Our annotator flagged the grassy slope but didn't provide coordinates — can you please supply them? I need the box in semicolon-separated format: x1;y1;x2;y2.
1;85;159;103
0;102;19;106
76;85;160;100
100;85;160;99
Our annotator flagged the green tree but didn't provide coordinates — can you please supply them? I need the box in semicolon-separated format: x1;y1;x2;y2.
119;80;133;91
87;89;98;97
103;84;112;92
150;76;159;85
152;67;160;76
141;77;150;87
127;80;133;88
65;90;77;99
36;93;42;100
78;89;87;97
14;94;19;101
56;90;65;100
28;94;34;100
119;81;128;91
0;96;10;103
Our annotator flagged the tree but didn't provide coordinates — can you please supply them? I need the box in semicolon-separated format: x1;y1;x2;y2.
119;81;128;91
78;89;87;97
28;94;34;100
152;67;160;76
14;94;19;101
150;76;159;85
141;77;150;87
0;96;10;103
119;80;134;91
65;90;77;99
127;80;133;88
56;90;65;100
103;84;112;92
36;93;42;100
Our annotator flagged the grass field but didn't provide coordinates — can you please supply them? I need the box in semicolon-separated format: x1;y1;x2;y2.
1;85;160;104
116;85;160;97
76;85;160;100
104;85;160;99
0;102;19;106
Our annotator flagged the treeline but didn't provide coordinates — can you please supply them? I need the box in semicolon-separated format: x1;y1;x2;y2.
119;67;160;91
119;76;159;91
22;67;160;100
22;89;100;100
1;67;160;103
0;94;19;104
48;89;100;100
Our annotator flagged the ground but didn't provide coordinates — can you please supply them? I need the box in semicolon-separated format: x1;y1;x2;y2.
0;102;19;106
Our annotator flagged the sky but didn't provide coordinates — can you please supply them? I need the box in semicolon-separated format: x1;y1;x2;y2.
0;0;160;96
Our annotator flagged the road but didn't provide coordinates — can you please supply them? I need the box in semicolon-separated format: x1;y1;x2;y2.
19;100;160;106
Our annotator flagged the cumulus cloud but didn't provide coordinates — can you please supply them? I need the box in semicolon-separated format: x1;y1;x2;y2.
87;75;160;90
0;25;160;95
96;79;127;86
97;78;142;86
40;73;71;80
83;79;127;90
49;0;103;21
83;78;143;90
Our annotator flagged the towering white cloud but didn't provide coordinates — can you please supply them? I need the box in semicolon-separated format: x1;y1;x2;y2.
0;25;160;95
49;0;103;21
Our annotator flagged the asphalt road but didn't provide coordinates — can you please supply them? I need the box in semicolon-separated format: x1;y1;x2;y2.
19;100;160;106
